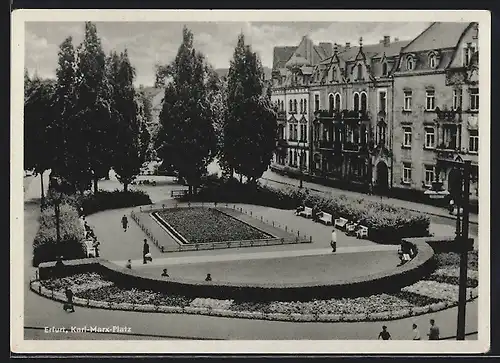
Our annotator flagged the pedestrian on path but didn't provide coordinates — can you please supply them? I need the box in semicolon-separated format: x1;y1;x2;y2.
449;199;455;215
63;288;75;313
205;273;212;282
161;269;169;277
428;319;440;340
378;325;391;340
330;228;337;253
121;215;128;232
143;239;150;264
126;259;132;269
412;323;421;340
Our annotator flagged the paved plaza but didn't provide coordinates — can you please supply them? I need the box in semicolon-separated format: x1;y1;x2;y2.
22;173;479;340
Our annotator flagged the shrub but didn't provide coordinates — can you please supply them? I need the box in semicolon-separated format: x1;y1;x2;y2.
81;189;152;215
33;203;86;266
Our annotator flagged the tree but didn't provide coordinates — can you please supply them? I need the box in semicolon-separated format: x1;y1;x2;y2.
223;33;277;184
156;26;217;194
74;22;114;194
24;73;56;200
137;86;153;162
109;50;142;192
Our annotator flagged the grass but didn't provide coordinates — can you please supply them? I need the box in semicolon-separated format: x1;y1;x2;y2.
155;207;272;244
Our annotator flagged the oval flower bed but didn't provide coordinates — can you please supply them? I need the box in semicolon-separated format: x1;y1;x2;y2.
33;251;479;323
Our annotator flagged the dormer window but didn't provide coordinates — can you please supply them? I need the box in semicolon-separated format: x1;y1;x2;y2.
357;64;363;81
463;43;477;66
406;55;414;71
382;62;388;76
429;53;437;68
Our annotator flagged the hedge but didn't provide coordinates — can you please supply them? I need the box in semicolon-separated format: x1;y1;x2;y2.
33;203;86;267
81;189;152;215
184;178;430;243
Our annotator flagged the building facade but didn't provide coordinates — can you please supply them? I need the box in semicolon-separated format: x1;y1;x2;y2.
392;22;479;200
269;22;479;198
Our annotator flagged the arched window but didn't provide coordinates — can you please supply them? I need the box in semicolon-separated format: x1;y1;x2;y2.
300;99;304;114
329;94;334;113
382;62;388;76
294;99;298;113
357;64;363;80
335;93;341;110
406;56;414;71
429;53;437;68
361;92;367;112
289;100;293;112
353;92;360;111
303;99;307;114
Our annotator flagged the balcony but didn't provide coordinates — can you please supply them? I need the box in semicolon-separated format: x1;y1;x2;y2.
435;107;462;123
343;141;361;152
342;109;370;121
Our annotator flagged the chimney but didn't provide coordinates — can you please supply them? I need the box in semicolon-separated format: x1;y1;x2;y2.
345;42;351;50
319;42;333;57
383;36;390;47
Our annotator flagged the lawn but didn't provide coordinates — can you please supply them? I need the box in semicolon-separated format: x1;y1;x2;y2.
155;207;273;244
140;250;400;284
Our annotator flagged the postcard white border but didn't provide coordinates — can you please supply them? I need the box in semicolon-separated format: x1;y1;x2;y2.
11;9;491;354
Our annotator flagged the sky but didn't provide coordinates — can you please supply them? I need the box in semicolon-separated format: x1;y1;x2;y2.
25;21;431;87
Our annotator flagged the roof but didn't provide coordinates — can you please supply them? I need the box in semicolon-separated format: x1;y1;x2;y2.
402;22;471;53
272;46;297;70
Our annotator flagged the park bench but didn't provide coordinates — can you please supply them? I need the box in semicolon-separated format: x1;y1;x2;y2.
346;220;360;236
334;217;349;230
297;206;313;218
170;189;187;198
318;211;333;225
84;240;96;258
356;225;369;239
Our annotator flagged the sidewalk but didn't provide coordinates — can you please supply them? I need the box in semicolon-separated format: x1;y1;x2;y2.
260;170;479;225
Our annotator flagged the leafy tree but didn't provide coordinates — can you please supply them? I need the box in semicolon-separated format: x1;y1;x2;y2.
156;26;217;194
223;33;277;184
108;50;142;192
24;74;56;200
74;22;114;194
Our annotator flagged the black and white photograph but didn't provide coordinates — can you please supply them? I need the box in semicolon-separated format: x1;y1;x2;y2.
11;9;490;354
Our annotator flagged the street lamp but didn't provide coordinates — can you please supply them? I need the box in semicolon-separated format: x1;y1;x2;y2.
427;159;473;340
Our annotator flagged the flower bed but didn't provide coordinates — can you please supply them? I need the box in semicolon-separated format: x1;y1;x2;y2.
155;207;271;244
401;281;477;302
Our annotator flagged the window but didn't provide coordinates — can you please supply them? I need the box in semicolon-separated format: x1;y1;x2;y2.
303;99;307;114
361;92;367;112
406;56;414;71
425;89;435;111
289;100;293;112
469;130;479;153
453;89;462;110
379;91;387;113
469;88;479;111
331;67;336;82
288;124;293;140
300;99;303;114
424;128;435;149
403;127;412;147
403;90;412;111
424;165;435;187
300;124;308;142
463;44;476;66
429;53;437;68
335;93;341;111
293;100;298;113
329;94;334;113
353;92;360;111
403;163;412;184
382;62;388;76
314;94;320;111
357;64;363;80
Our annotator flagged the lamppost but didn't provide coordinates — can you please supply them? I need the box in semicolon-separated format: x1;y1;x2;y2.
426;159;473;340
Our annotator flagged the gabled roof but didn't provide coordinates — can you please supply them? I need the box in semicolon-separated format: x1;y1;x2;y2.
402;22;471;53
272;46;297;70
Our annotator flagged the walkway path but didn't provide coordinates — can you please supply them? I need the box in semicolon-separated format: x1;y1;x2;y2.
21;174;479;343
112;245;398;268
260;170;479;225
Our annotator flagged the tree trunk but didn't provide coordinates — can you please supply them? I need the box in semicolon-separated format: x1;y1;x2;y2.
93;177;99;194
240;174;243;184
189;185;193;195
40;170;45;201
124;182;128;192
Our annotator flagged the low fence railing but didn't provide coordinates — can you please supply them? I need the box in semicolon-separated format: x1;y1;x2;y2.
130;202;312;254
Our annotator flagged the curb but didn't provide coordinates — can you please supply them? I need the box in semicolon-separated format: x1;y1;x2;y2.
260;177;479;226
29;280;478;324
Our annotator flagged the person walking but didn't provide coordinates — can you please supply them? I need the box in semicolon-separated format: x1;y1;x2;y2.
428;319;440;340
412;323;421;340
449;199;455;215
63;287;75;313
378;325;391;340
161;269;169;277
121;215;128;232
330;227;337;253
205;273;212;282
126;259;132;269
143;239;150;264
